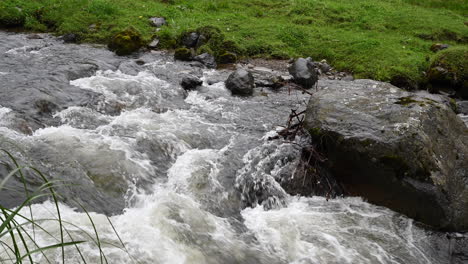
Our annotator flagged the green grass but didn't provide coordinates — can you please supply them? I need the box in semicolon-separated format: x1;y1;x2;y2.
0;0;467;86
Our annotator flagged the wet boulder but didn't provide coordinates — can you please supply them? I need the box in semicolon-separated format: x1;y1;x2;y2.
181;75;203;90
305;79;468;231
193;53;217;69
108;28;144;56
288;58;318;89
225;69;254;96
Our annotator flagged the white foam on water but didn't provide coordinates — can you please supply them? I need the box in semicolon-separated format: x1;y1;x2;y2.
242;196;434;264
70;70;173;108
0;106;12;119
0;52;451;264
5;45;43;55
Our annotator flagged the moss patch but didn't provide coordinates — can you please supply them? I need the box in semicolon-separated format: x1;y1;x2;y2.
174;47;192;61
108;27;144;56
427;47;468;95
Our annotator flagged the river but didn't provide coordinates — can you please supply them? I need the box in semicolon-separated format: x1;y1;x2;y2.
0;31;465;264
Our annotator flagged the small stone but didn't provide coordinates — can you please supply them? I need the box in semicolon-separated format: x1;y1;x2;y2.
430;43;450;52
148;39;159;49
149;17;166;28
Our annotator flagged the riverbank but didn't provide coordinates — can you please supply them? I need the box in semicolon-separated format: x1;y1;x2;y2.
1;0;467;88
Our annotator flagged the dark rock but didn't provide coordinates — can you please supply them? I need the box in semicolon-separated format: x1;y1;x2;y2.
430;43;450;52
288;58;318;89
193;53;217;68
181;75;203;90
318;61;332;74
62;33;78;43
219;52;237;64
174;48;192;61
182;32;199;48
108;28;144;56
225;69;254;96
304;79;468;231
35;99;58;115
457;101;468;115
195;34;207;48
148;39;159;49
149;17;166;28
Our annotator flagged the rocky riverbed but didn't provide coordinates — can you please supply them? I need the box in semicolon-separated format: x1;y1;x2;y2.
0;31;467;263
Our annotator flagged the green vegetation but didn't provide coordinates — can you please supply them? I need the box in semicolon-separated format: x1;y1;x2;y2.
0;0;467;86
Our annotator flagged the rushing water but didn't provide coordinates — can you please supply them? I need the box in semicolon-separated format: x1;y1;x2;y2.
0;32;466;264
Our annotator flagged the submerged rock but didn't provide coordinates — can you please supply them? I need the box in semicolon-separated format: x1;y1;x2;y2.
305;79;468;231
288;58;318;89
180;75;203;90
225;69;254;96
108;28;144;56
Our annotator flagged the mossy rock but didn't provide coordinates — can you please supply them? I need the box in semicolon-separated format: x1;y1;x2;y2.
0;4;26;27
174;47;192;61
427;47;468;98
108;27;144;56
196;44;213;55
218;52;237;64
157;30;177;49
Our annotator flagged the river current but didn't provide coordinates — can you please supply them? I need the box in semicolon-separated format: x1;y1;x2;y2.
0;32;465;264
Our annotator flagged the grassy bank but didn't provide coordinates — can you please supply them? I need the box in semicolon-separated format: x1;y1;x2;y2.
0;0;467;86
